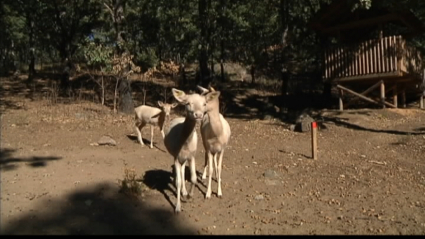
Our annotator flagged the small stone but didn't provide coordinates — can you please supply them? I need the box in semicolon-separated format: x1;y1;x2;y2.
264;169;280;178
255;195;264;200
98;135;116;146
265;179;280;186
295;113;315;132
263;114;274;121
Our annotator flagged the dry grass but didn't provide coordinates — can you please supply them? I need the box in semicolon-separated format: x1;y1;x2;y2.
118;167;144;199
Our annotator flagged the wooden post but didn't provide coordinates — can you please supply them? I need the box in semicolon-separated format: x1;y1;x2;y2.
380;81;385;108
402;89;406;108
420;69;424;109
311;122;318;160
339;88;344;111
393;84;398;108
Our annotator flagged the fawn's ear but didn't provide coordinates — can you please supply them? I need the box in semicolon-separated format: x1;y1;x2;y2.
172;88;187;103
171;102;178;108
205;91;220;102
157;101;164;107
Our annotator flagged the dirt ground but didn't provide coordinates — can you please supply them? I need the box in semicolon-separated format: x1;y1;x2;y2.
1;75;425;235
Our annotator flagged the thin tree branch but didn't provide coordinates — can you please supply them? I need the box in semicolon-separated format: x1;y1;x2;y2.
103;1;118;26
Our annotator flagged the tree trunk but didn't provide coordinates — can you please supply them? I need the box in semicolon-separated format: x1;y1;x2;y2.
60;58;71;96
208;0;214;81
251;65;256;85
319;35;332;102
179;63;187;88
27;17;36;83
104;0;134;114
114;77;120;113
421;69;425;96
28;50;35;79
118;78;134;114
220;59;225;83
198;0;210;87
219;0;226;82
210;40;215;78
219;32;225;82
280;0;289;108
101;73;105;105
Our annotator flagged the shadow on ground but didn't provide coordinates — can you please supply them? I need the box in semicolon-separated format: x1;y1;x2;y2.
0;98;26;114
321;116;425;136
0;148;62;171
414;127;425;132
142;168;206;209
143;169;176;209
0;182;197;235
126;135;166;153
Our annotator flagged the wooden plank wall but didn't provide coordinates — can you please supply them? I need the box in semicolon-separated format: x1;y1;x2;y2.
323;35;422;80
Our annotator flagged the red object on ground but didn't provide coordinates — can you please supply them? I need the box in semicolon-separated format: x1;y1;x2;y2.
312;122;317;128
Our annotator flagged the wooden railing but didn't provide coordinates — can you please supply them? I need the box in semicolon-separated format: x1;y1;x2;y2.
323;35;422;80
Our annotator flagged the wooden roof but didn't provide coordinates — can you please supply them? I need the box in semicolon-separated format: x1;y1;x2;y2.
309;0;425;40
